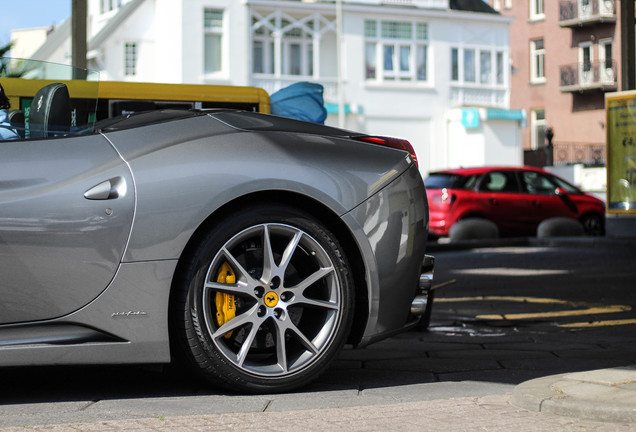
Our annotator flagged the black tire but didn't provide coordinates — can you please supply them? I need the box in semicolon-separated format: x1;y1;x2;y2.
171;204;354;393
580;213;605;236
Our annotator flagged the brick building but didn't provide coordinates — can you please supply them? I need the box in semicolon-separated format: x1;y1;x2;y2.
488;0;620;166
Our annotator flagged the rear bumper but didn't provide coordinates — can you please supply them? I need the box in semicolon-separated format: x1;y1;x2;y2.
344;163;429;347
356;255;435;348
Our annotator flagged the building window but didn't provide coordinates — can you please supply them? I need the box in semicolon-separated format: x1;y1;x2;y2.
601;39;613;68
365;20;428;83
480;50;492;84
496;51;504;84
204;9;224;75
101;0;122;14
451;48;459;81
366;43;377;79
251;15;314;77
451;46;505;86
530;0;545;20
463;49;476;82
281;20;313;76
530;39;545;83
579;42;594;85
531;109;546;150
124;42;137;76
599;38;614;83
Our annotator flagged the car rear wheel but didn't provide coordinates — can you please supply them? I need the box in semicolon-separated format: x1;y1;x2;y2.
172;204;353;393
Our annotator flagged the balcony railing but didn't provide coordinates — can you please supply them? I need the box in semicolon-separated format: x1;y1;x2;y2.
524;143;606;167
559;60;617;92
554;142;606;166
449;86;508;109
559;0;616;27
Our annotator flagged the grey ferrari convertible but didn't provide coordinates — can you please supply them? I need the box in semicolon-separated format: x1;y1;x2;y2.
0;59;433;393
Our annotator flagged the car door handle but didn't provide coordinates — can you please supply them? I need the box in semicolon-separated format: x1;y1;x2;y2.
84;177;127;200
532;200;541;207
488;198;499;205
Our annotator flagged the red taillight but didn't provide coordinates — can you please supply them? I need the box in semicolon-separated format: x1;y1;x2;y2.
353;135;418;166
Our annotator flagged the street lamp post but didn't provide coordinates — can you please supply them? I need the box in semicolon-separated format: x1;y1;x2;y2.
71;0;87;79
336;0;345;128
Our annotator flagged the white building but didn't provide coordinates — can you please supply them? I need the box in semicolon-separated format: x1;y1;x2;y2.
20;0;524;176
9;27;54;60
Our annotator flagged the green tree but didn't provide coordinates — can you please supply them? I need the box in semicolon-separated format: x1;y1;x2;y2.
0;42;13;76
0;42;11;57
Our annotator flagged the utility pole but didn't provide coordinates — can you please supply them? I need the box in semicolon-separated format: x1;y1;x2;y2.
620;0;635;90
336;0;345;128
71;0;87;79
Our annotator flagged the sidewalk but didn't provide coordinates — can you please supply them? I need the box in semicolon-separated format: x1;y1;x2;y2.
0;379;635;432
512;366;636;423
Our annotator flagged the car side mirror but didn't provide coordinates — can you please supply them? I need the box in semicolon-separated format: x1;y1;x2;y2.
555;187;568;196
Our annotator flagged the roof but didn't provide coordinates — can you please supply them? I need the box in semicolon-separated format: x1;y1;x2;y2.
449;0;498;14
30;0;144;61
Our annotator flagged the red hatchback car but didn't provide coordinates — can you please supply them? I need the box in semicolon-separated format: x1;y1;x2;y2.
425;166;605;238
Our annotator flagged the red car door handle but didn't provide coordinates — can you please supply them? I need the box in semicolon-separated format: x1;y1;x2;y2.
532;200;541;207
488;198;498;205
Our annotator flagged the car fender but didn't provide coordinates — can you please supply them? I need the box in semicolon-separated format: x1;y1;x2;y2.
102;115;413;263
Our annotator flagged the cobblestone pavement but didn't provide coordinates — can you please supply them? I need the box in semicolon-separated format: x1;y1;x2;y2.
0;394;634;432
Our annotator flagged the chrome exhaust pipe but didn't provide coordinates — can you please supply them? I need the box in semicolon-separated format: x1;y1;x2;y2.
411;255;434;315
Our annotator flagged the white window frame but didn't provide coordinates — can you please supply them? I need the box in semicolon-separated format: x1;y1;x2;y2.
496;51;505;85
101;0;122;15
531;109;546;150
364;20;429;84
203;8;226;77
530;39;546;84
451;46;506;87
124;42;137;77
280;23;314;77
530;0;545;21
251;11;334;80
579;41;593;86
599;38;614;84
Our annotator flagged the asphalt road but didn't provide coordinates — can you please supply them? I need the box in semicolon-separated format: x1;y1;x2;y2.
1;239;635;427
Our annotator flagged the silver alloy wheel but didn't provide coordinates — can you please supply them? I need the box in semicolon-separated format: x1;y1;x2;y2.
202;223;342;377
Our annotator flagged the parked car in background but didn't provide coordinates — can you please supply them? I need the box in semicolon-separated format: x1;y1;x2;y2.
425;166;605;238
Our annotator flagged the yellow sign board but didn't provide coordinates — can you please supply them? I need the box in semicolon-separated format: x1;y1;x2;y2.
606;90;636;214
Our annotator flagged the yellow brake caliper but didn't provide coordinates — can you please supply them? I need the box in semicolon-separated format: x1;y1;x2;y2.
215;262;236;339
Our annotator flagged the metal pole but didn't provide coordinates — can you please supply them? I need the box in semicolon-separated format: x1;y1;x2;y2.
620;0;635;90
72;0;87;79
336;0;345;128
